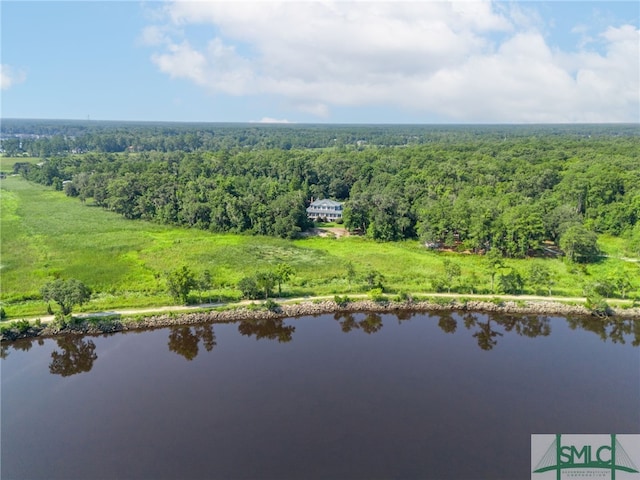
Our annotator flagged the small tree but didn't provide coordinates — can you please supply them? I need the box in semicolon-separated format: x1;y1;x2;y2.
364;269;385;290
442;259;461;293
238;276;260;300
484;248;504;293
274;263;294;296
609;268;632;299
345;261;357;285
198;270;213;303
255;271;277;299
498;269;524;294
166;266;198;304
528;263;554;296
41;278;91;315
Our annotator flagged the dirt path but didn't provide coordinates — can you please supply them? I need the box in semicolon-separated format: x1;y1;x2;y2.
20;291;636;325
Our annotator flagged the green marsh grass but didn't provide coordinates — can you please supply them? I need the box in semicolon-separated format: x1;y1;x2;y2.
1;176;638;319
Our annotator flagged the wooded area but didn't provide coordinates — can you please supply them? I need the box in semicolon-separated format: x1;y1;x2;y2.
5;121;638;259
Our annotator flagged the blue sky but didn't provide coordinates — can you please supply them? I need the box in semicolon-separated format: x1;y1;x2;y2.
1;1;638;123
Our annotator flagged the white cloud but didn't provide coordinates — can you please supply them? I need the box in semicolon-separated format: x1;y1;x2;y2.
144;1;640;122
0;64;26;90
250;117;292;123
151;37;254;95
138;25;171;46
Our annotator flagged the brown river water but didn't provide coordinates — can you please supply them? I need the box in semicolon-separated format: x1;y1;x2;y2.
2;311;638;479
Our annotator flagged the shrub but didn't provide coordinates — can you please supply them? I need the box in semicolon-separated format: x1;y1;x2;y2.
334;295;351;307
431;296;453;306
368;288;387;302
14;319;31;334
264;299;280;312
246;302;262;312
430;276;447;293
53;312;69;328
394;291;411;303
585;295;613;318
490;297;505;307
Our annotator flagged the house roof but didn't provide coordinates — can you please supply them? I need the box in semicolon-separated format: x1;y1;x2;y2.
309;199;343;207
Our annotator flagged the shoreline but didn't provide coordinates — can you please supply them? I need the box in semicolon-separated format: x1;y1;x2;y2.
2;298;639;342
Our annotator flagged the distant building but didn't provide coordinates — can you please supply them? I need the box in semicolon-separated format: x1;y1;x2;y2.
306;199;344;221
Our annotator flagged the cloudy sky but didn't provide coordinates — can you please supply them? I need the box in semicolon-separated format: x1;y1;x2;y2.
1;0;638;123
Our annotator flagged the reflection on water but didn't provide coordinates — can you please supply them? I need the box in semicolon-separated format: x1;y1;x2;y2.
238;317;295;342
0;337;44;359
168;324;216;361
334;312;383;334
49;336;98;377
461;313;552;350
438;313;458;333
567;315;640;346
2;311;639;480
0;312;638;376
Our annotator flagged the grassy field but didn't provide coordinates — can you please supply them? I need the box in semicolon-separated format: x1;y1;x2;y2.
0;157;40;174
1;175;638;319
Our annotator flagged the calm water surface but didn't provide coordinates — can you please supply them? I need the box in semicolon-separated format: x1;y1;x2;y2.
2;312;639;480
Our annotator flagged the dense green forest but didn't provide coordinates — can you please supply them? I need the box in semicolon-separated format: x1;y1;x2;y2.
4;121;640;258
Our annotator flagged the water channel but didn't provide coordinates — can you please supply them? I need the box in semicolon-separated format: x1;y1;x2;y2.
2;311;639;479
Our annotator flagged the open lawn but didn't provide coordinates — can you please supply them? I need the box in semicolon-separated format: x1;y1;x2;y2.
1;176;638;319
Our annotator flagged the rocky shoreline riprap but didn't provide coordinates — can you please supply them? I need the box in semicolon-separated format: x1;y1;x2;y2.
2;298;640;342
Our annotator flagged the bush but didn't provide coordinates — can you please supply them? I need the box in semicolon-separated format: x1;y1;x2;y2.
14;319;31;334
426;296;452;306
394;291;411;303
0;307;6;320
264;299;280;312
585;295;613;318
490;297;505;307
334;295;351;307
584;281;614;299
368;288;387;302
430;276;447;293
53;312;69;328
246;302;262;312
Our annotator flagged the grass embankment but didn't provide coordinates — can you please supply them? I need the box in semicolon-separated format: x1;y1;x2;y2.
1;176;638;319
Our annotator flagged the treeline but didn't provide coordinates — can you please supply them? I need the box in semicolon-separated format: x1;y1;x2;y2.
2;119;637;156
13;126;640;257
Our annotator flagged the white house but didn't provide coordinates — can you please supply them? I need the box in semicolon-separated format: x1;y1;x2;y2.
306;199;344;221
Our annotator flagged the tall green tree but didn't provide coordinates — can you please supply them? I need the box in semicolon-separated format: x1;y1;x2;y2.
559;225;600;263
166;266;197;304
41;278;91;315
255;271;277;299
